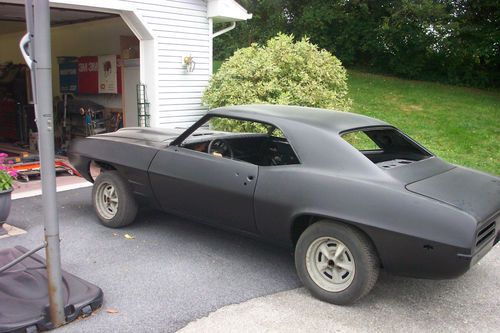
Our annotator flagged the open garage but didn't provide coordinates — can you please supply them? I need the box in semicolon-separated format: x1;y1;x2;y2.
0;0;251;193
0;4;141;146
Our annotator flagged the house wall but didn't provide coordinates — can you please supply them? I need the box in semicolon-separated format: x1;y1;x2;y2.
120;0;210;128
1;0;212;129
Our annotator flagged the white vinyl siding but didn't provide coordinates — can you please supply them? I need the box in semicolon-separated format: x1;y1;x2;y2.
122;0;210;128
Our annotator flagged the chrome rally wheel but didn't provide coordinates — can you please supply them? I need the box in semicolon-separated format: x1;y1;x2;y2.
295;221;380;305
305;237;355;292
92;170;138;228
95;182;119;219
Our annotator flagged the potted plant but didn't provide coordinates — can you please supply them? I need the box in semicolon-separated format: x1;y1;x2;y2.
0;153;17;225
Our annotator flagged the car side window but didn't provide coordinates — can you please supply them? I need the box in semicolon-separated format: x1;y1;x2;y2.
341;128;432;169
179;116;300;166
342;131;381;151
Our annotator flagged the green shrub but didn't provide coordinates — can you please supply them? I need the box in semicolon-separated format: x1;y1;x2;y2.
204;34;351;131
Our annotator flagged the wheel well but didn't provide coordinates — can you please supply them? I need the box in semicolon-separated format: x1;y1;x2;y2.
291;215;319;246
290;215;382;266
90;160;116;182
93;161;116;171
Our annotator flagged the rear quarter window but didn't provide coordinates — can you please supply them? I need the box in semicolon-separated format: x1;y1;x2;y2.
341;128;432;169
342;131;381;151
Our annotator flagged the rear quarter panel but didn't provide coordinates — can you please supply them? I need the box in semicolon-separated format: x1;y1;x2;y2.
254;165;478;278
68;137;160;205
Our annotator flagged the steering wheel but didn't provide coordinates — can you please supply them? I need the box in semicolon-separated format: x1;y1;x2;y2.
207;139;234;159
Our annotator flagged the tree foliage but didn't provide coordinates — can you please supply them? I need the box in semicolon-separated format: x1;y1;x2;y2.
214;0;499;88
204;34;351;130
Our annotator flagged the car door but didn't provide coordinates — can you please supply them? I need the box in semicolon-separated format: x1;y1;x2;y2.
149;145;258;233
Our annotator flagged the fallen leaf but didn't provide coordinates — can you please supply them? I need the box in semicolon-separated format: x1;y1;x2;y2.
106;308;119;314
124;234;134;240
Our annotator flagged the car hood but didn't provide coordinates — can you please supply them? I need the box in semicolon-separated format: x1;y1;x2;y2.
406;166;500;222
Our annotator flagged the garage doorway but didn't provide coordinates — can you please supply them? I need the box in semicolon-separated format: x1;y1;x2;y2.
0;1;152;196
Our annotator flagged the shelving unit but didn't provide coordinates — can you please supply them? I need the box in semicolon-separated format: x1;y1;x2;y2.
136;83;150;127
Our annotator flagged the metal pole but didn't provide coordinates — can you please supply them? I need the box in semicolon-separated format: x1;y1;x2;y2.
33;0;66;327
0;243;46;274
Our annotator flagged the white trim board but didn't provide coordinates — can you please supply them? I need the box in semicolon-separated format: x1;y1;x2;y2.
12;181;93;200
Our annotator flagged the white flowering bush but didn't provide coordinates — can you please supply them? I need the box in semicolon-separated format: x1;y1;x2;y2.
204;34;351;131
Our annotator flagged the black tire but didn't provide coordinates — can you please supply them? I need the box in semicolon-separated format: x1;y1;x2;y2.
295;220;379;305
92;170;138;228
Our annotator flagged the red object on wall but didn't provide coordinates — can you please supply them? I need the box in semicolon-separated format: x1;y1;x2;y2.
77;56;98;94
77;56;122;94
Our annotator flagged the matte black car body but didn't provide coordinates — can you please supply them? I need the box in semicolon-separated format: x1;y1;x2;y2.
69;105;500;280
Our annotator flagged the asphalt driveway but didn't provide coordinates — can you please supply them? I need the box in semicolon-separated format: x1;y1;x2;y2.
2;188;499;332
2;188;300;332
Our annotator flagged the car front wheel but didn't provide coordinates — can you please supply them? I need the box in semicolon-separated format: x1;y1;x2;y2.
295;221;379;305
92;170;138;228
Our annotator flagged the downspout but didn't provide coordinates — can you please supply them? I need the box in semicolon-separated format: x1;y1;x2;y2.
209;21;236;76
212;21;236;38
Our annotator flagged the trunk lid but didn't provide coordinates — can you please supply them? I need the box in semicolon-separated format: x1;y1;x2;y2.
96;127;184;143
406;166;500;222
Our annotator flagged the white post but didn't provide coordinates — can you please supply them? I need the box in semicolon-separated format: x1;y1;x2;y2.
208;18;213;76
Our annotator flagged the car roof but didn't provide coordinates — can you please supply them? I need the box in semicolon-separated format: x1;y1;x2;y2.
209;104;390;133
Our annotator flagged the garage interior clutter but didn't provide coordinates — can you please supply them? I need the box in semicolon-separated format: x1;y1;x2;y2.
0;4;144;183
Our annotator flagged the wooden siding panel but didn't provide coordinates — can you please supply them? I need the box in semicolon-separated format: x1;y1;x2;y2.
158;64;210;70
160;110;207;118
159;97;203;106
159;56;209;64
154;31;209;42
120;0;210;128
142;14;208;25
148;20;208;30
158;104;208;112
151;25;208;35
157;86;207;93
124;0;206;12
158;92;203;99
158;37;210;47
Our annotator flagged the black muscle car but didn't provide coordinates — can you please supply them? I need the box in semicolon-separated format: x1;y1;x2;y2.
69;105;500;304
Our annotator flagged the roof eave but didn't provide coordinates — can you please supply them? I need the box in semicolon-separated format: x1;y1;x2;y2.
207;0;252;23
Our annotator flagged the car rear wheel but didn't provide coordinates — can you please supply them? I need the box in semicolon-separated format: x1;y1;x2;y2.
295;221;379;305
92;171;138;228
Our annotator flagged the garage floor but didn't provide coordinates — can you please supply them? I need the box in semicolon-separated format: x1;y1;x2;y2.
2;188;499;332
11;160;97;199
12;174;90;199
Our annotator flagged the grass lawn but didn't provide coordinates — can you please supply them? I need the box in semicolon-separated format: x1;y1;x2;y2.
212;61;499;175
213;60;223;73
347;71;500;175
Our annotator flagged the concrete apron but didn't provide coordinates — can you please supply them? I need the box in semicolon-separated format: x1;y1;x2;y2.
178;246;500;333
